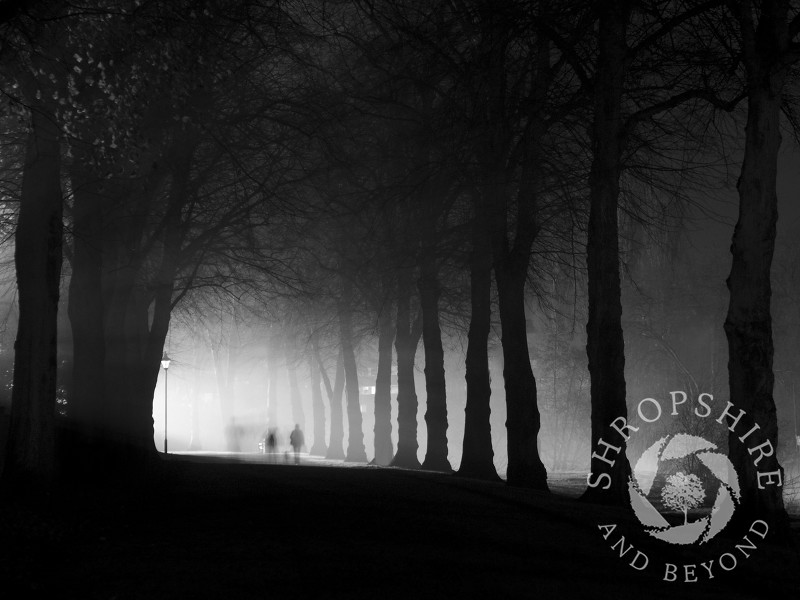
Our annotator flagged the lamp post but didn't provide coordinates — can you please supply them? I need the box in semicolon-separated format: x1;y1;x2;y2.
161;352;171;454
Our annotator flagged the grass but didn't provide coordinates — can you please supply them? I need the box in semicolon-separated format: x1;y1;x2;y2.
0;454;798;599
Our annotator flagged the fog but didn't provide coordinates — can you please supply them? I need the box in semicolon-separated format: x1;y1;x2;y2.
5;3;800;597
141;151;800;507
151;326;508;468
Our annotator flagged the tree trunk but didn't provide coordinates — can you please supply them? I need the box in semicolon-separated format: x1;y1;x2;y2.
189;393;203;451
373;300;395;465
340;279;367;462
63;157;106;477
458;202;499;480
724;0;789;530
211;342;237;451
100;239;176;474
419;259;451;472
101;295;150;467
99;174;153;470
266;335;281;429
582;0;632;505
3;105;63;493
477;5;549;489
105;294;168;472
287;361;306;432
323;349;346;460
495;258;547;489
391;269;422;469
309;356;327;456
97;150;188;477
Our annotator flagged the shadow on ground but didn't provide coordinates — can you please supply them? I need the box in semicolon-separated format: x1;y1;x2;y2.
1;454;798;599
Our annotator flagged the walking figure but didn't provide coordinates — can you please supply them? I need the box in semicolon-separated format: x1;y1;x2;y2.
289;424;304;465
266;428;277;462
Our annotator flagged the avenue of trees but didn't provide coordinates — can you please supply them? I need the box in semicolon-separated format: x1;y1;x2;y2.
1;0;799;535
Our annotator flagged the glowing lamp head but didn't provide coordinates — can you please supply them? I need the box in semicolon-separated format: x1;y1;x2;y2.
161;352;171;370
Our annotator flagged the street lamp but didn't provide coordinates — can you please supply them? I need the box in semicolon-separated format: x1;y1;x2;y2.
161;352;171;454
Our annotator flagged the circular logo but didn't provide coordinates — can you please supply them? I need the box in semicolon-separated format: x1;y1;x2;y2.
628;433;741;545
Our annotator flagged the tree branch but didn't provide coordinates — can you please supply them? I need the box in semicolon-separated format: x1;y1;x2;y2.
624;88;745;138
629;0;725;58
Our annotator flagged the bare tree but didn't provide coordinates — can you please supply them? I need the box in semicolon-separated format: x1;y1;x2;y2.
723;0;796;529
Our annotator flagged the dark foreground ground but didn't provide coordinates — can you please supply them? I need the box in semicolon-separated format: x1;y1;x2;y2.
1;456;799;600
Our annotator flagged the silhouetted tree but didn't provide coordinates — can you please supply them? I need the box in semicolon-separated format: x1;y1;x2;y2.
391;266;423;469
308;351;327;456
339;274;367;462
564;0;742;504
0;1;76;491
458;192;499;480
723;0;795;529
581;0;632;505
324;349;346;460
4;91;62;492
371;276;395;465
287;339;307;433
474;1;560;489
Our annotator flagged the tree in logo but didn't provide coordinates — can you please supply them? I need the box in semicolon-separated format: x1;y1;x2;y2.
628;433;740;545
660;472;705;525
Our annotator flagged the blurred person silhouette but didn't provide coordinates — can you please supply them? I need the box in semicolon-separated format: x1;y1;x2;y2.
266;428;277;462
289;424;304;465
